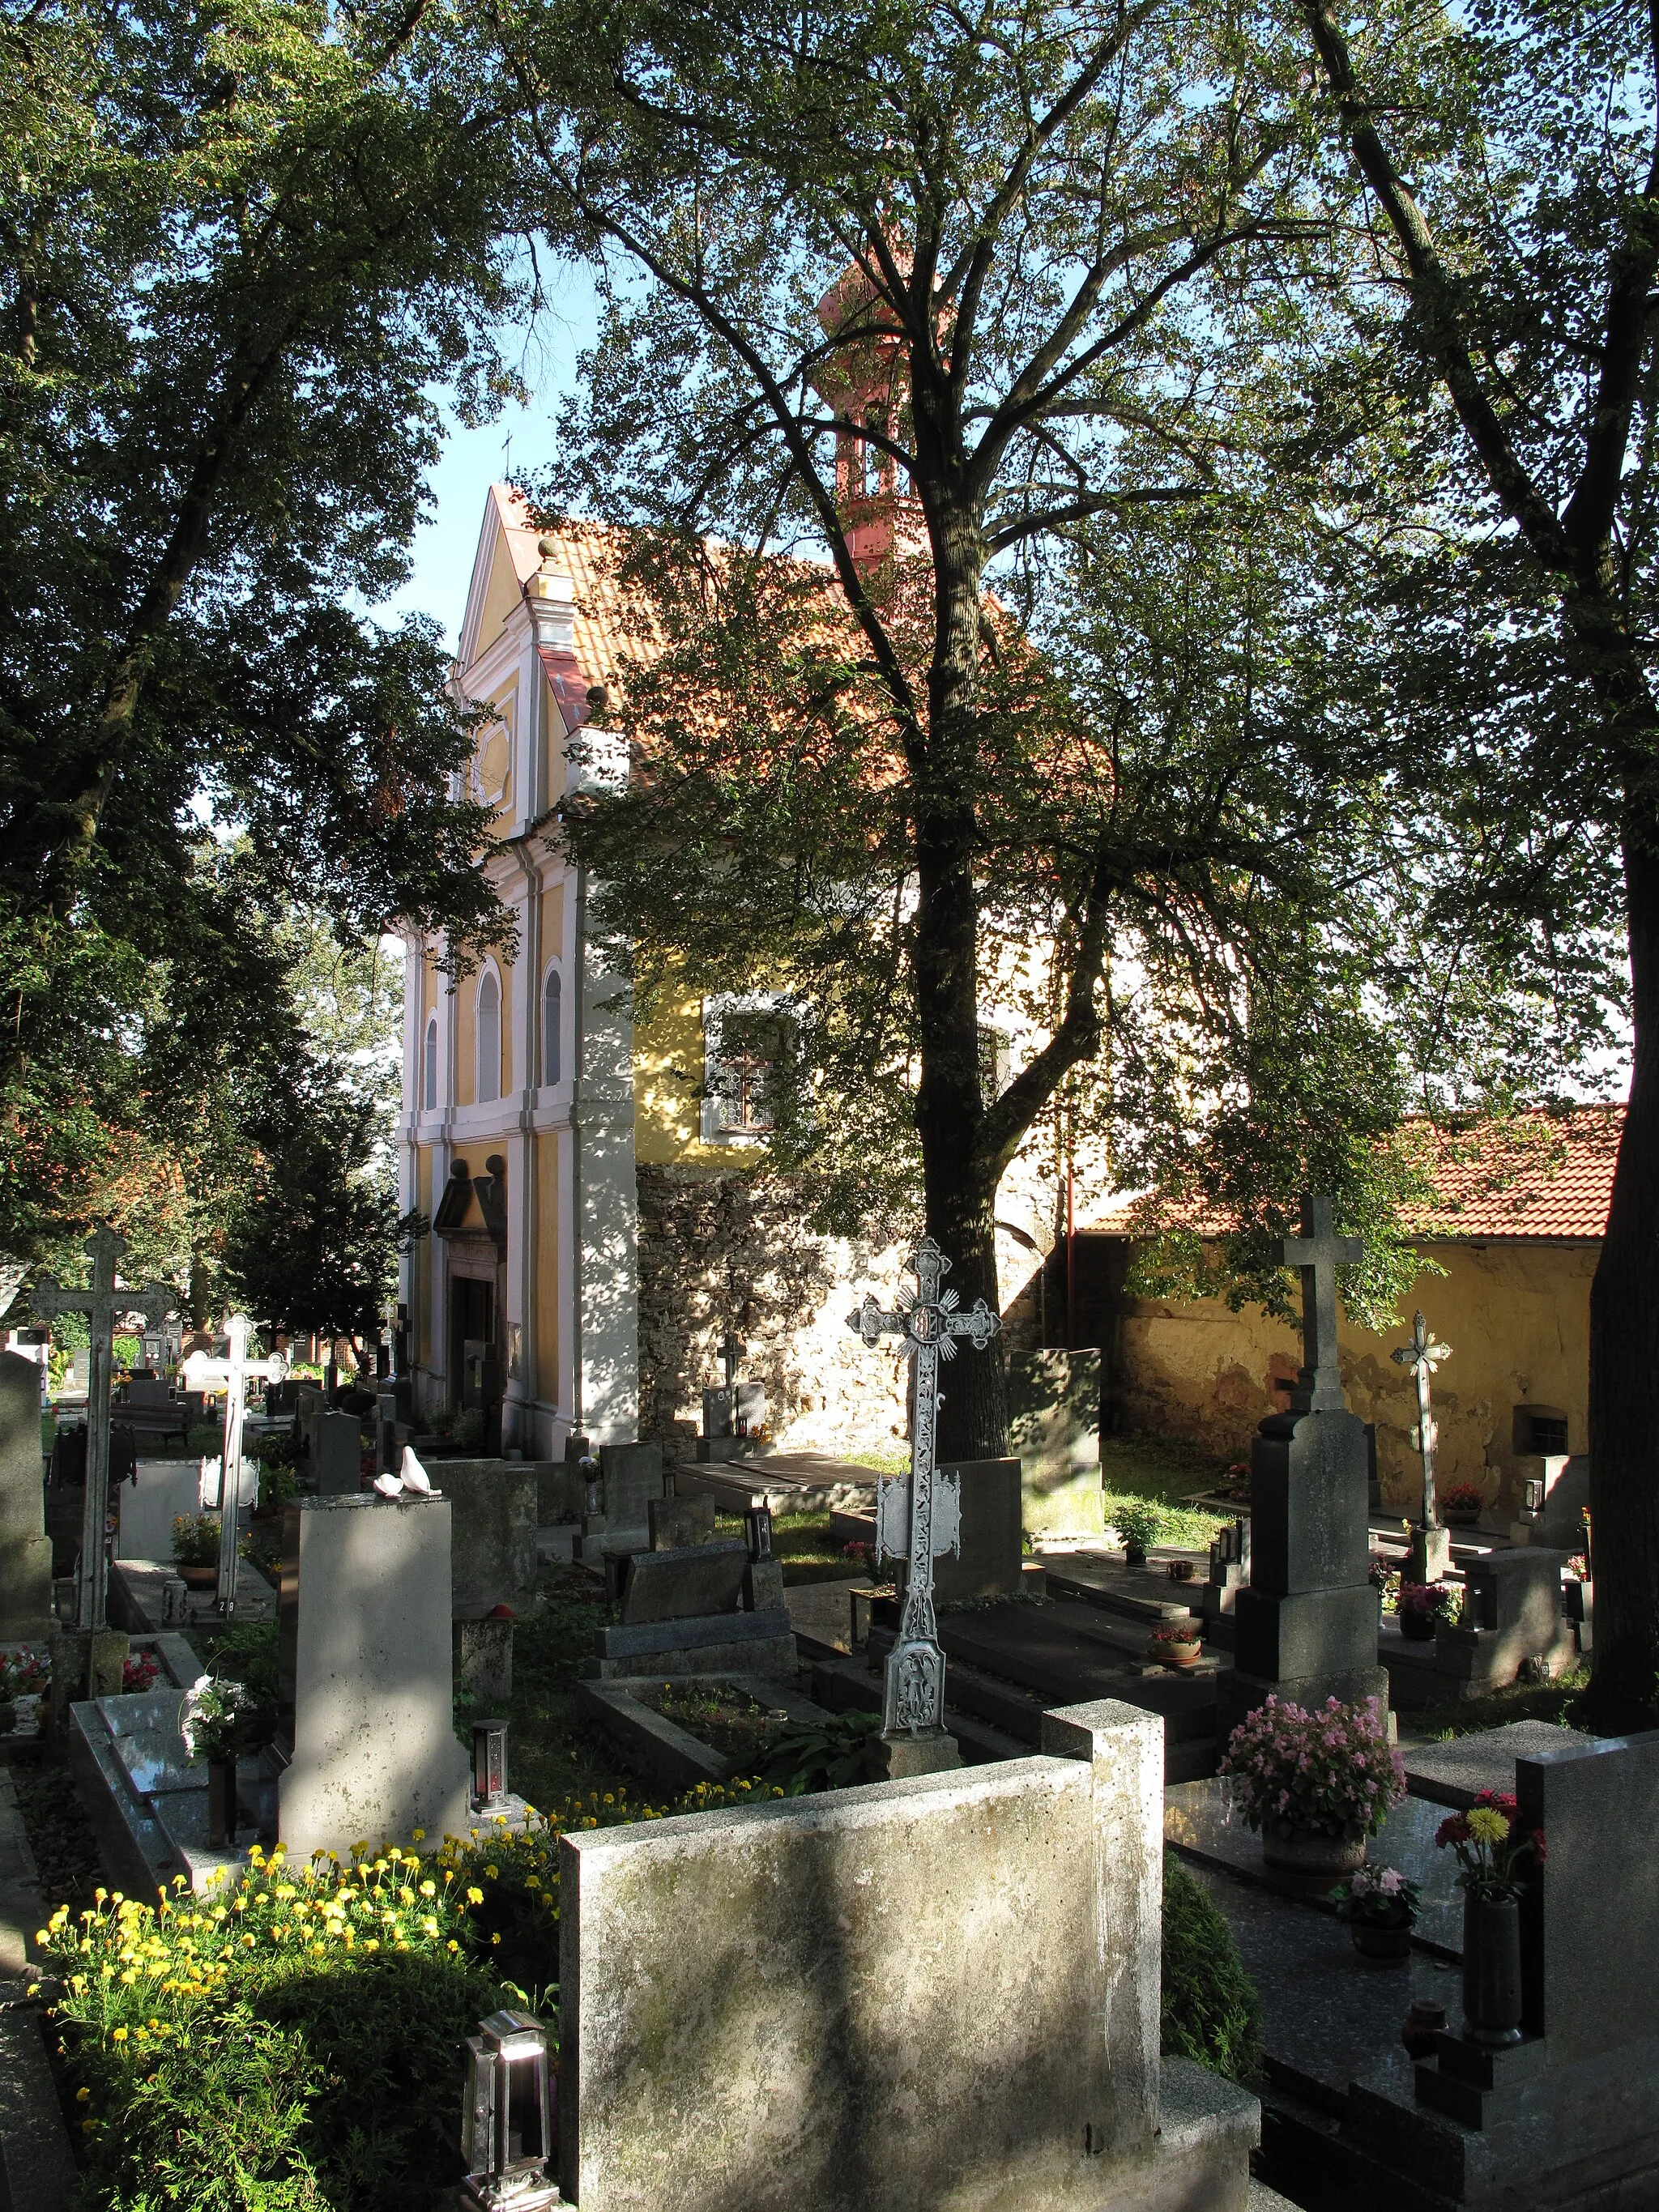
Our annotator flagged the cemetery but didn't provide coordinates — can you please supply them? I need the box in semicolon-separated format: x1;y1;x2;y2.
0;1203;1648;2212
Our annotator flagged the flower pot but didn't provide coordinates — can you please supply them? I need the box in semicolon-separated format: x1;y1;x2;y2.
1398;1609;1436;1642
178;1564;218;1591
1462;1893;1523;2044
1351;1921;1413;1965
207;1758;237;1850
1124;1544;1147;1569
1261;1827;1367;1881
0;1699;17;1737
1150;1638;1202;1668
1442;1507;1481;1529
1166;1560;1196;1583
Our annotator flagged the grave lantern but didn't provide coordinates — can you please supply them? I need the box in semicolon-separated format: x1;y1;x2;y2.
461;2008;557;2209
744;1504;774;1562
1521;1475;1546;1520
471;1716;508;1810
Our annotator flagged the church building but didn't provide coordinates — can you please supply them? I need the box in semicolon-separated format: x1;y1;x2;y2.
394;488;1075;1459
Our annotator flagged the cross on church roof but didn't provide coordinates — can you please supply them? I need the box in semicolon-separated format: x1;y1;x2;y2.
1282;1195;1362;1415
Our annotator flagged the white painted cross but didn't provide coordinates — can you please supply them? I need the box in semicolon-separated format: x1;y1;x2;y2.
181;1315;287;1613
847;1238;1000;1737
31;1225;173;1632
1392;1310;1451;1530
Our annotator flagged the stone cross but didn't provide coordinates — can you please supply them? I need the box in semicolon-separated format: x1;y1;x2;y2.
720;1333;740;1393
181;1315;287;1612
1282;1195;1363;1415
30;1225;173;1631
1392;1310;1450;1530
847;1238;1000;1737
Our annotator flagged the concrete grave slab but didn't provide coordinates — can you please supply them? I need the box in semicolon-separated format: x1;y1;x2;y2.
647;1493;716;1550
932;1457;1024;1605
312;1409;361;1497
1402;1720;1592;1809
560;1696;1256;2212
1008;1347;1102;1481
619;1540;748;1626
116;1458;211;1563
275;1495;469;1858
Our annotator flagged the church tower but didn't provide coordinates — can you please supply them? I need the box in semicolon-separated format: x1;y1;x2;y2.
812;259;928;570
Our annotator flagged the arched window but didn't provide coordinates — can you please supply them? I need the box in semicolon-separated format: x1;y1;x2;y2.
476;969;501;1106
541;965;562;1087
423;1015;438;1111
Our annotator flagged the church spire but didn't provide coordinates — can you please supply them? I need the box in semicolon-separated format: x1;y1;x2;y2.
812;258;927;573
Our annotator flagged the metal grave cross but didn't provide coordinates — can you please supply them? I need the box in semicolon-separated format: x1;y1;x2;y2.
1392;1310;1450;1530
30;1225;173;1632
847;1238;1000;1737
1282;1195;1363;1415
181;1314;288;1612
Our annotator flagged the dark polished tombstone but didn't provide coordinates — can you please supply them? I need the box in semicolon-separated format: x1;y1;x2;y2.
1216;1196;1387;1737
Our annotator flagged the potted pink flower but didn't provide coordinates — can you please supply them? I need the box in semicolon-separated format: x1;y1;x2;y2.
1333;1864;1421;1963
1439;1481;1486;1529
1221;1694;1406;1882
1397;1579;1459;1642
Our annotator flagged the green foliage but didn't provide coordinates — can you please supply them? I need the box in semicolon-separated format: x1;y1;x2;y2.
752;1709;883;1796
1110;1501;1167;1554
170;1514;220;1569
1160;1855;1262;2085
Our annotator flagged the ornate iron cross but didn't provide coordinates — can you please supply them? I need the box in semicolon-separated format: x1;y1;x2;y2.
847;1238;1000;1737
30;1225;173;1633
181;1315;288;1612
1282;1195;1363;1414
1392;1311;1450;1530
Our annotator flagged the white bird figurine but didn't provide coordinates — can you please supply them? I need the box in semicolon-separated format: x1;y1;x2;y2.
399;1447;436;1497
372;1467;403;1498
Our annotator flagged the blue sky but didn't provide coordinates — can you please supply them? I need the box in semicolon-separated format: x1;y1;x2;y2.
376;268;601;650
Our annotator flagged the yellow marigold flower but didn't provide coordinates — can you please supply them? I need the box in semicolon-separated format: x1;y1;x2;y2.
81;2119;95;2134
420;1917;438;1937
420;1880;436;1899
525;1876;541;1891
490;1933;501;1946
412;1828;425;1843
387;1847;403;1861
111;2027;127;2041
75;2087;90;2103
364;1938;380;1953
466;1886;484;1905
447;1939;459;1952
484;1866;498;1880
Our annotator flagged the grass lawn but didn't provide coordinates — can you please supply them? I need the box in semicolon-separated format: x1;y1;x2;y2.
716;1508;864;1585
1408;1664;1593;1741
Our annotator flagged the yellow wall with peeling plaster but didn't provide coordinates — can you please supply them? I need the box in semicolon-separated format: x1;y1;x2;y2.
1105;1237;1596;1515
633;992;764;1169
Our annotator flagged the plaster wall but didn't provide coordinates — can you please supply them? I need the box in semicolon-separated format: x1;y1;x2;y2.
1104;1237;1596;1515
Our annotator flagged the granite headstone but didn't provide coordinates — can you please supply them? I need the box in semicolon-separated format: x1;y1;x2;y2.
0;1349;51;1636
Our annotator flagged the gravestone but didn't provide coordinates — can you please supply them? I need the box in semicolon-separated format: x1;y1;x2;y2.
1333;1732;1659;2207
1202;1517;1251;1643
312;1409;360;1497
587;1536;795;1681
1006;1348;1102;1481
620;1541;748;1625
1537;1452;1589;1551
0;1349;52;1636
1218;1196;1387;1737
295;1385;325;1465
454;1615;514;1707
699;1383;767;1450
1435;1549;1573;1694
581;1441;665;1562
647;1494;716;1550
558;1697;1258;2212
116;1457;211;1562
930;1458;1023;1605
375;1391;398;1478
441;1461;540;1617
276;1494;470;1857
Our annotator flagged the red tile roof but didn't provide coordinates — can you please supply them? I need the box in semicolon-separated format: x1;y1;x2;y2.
1081;1106;1624;1244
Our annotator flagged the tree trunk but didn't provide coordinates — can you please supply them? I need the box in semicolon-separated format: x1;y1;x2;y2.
1584;816;1659;1729
912;515;1009;1462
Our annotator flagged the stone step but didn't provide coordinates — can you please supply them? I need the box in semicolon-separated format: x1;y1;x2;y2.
1256;2081;1458;2212
944;1708;1031;1765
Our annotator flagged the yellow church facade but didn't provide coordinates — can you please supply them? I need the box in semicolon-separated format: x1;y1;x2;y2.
396;487;1080;1458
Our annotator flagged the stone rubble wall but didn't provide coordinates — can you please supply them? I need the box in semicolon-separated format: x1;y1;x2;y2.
634;1165;912;1460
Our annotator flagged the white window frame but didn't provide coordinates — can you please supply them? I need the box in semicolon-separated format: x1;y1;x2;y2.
475;961;502;1106
540;961;563;1089
701;993;790;1145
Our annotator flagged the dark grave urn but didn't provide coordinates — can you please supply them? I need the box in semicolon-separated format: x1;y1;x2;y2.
1401;1997;1447;2057
1399;1608;1436;1643
1462;1893;1523;2044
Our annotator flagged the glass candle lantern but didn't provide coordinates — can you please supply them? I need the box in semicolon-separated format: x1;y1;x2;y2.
472;1717;508;1811
744;1504;774;1561
1522;1476;1546;1518
461;2008;557;2208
